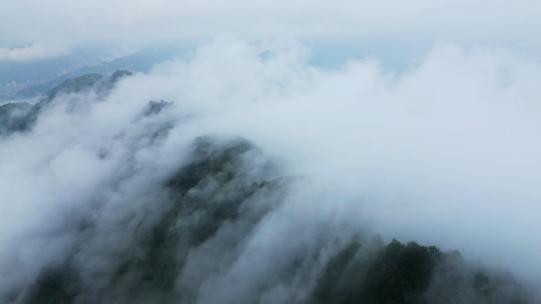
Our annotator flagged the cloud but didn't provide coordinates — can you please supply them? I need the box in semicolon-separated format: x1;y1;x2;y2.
134;37;541;283
0;44;71;62
1;37;541;301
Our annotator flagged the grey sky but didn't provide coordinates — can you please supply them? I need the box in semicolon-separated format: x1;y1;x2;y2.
1;0;541;61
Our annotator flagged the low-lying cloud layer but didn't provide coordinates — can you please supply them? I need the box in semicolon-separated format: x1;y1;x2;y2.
0;44;71;62
1;38;541;302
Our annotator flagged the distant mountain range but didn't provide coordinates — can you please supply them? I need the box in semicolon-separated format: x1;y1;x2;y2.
0;46;191;100
0;70;132;136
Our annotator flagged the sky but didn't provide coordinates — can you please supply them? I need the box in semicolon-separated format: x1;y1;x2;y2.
1;0;541;62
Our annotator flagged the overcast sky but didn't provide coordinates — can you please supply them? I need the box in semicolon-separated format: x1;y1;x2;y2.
1;0;541;62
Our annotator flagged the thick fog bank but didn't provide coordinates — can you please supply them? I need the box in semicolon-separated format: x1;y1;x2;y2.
1;37;540;303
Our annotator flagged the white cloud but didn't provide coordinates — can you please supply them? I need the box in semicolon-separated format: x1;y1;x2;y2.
0;44;71;62
1;38;541;296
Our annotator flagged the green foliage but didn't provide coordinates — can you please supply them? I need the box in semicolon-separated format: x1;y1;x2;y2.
0;102;31;135
311;238;532;304
46;73;104;102
22;267;79;304
360;240;441;304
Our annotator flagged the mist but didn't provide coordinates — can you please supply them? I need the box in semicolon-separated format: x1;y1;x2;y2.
1;37;541;303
